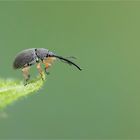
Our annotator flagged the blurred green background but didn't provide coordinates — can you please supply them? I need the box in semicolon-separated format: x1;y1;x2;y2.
0;1;140;139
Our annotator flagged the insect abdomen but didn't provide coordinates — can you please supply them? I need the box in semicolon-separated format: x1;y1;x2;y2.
13;49;37;69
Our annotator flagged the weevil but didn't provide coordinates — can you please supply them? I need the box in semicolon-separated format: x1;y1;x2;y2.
13;48;82;85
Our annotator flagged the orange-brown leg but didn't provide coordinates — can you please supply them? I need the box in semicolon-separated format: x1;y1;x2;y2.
43;57;56;74
22;66;30;85
36;62;44;80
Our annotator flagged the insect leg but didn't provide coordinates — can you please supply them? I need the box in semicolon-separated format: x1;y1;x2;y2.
43;57;56;75
36;62;44;80
22;66;30;85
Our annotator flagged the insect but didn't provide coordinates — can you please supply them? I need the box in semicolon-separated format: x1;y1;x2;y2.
13;48;82;85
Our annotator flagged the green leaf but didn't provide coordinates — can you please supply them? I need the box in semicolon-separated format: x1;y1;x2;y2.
0;73;46;109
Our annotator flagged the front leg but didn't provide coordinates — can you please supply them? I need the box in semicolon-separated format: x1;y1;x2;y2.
43;57;56;75
44;63;51;75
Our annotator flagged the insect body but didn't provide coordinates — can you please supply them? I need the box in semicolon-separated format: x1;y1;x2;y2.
13;48;82;85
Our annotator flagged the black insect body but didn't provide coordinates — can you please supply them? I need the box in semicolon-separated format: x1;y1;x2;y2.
13;48;82;85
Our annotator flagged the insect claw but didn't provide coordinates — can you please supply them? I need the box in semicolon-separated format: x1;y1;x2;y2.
44;68;50;75
41;77;44;81
46;71;50;75
24;80;28;86
24;82;27;86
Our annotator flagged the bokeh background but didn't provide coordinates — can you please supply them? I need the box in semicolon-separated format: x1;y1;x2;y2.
0;1;140;139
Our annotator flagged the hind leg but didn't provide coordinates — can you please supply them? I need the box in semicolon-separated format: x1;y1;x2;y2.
22;66;30;85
